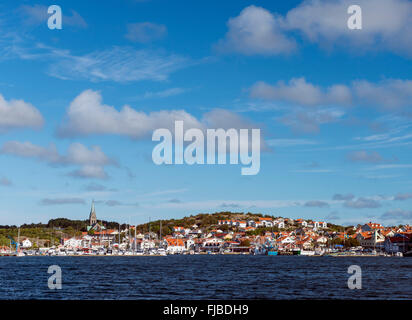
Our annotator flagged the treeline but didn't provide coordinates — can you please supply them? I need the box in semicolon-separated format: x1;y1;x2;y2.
0;218;124;232
134;211;281;235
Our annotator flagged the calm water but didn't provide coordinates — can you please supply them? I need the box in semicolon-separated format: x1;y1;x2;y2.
0;256;410;299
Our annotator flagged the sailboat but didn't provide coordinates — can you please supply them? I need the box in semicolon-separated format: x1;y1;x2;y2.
16;228;24;257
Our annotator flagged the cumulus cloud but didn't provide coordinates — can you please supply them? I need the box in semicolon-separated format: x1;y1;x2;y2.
20;4;87;28
281;107;344;134
217;1;412;57
57;90;265;146
69;165;109;179
125;22;167;43
284;0;412;57
251;78;412;111
57;89;202;138
40;198;86;206
304;200;329;208
250;78;352;106
354;79;412;110
344;197;381;209
0;94;44;132
215;5;296;55
0;141;115;179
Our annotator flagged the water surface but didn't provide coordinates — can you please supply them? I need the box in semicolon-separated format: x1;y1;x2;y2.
0;256;410;299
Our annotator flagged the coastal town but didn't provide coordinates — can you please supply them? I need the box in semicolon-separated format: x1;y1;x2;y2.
1;201;411;257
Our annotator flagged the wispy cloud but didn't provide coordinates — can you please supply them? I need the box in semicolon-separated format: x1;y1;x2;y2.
48;46;191;82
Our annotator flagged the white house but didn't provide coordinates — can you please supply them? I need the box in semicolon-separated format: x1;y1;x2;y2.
21;238;32;248
63;237;82;249
257;217;274;227
185;239;195;250
314;221;327;229
247;220;257;228
141;239;156;250
165;238;185;254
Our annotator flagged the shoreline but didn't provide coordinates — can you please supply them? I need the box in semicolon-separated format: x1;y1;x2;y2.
0;253;404;257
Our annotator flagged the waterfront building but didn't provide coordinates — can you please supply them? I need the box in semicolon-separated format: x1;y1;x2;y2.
87;200;104;232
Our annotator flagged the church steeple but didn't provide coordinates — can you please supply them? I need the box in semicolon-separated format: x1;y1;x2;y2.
89;200;97;225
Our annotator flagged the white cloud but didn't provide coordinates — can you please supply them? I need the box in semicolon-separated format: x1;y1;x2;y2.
354;79;412;110
20;4;87;28
57;90;265;146
0;141;114;179
215;5;296;55
0;94;44;132
48;46;190;82
125;22;167;43
217;1;412;57
57;89;202;138
251;78;412;119
69;165;109;180
281;107;345;134
284;0;412;56
250;78;352;106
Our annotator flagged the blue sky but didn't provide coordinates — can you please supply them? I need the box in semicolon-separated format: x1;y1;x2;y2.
0;0;412;226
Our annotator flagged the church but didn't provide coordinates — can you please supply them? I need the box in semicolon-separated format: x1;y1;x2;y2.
87;200;105;232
